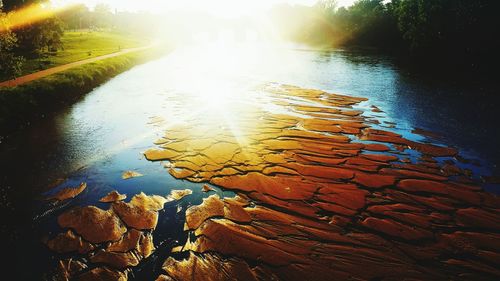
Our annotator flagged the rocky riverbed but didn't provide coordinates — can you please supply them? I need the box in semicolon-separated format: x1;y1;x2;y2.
40;84;500;280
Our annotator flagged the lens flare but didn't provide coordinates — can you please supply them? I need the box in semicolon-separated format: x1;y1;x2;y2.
1;3;76;32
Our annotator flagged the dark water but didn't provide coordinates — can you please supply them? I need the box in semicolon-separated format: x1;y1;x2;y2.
1;43;499;279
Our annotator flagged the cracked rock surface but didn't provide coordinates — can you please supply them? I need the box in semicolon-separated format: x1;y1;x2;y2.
147;84;500;280
41;84;500;280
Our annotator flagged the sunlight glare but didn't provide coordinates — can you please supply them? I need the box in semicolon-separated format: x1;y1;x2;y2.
1;3;75;32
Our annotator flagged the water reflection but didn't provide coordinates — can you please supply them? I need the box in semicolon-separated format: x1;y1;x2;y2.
1;41;499;279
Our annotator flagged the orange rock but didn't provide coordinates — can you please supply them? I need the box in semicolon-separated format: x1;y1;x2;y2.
107;229;141;252
361;153;398;163
161;252;264;281
185;195;224;230
58;206;126;243
361;217;433;240
223;199;252;223
112;201;159;230
167;189;193;201
353;172;396;188
211;172;318;200
121;170;143;180
313;202;357;216
285;163;354;180
90;250;140;269
144;148;182;161
46;182;87;201
75;267;127;281
397;179;449;195
138;232;155;258
316;184;366;210
99;190;127;203
455;208;500;230
54;259;87;280
380;168;447;181
46;230;94;254
202;184;215;192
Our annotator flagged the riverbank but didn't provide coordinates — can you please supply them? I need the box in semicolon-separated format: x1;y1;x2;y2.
0;46;168;135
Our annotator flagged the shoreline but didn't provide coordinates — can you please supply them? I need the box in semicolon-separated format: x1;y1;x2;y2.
0;46;169;136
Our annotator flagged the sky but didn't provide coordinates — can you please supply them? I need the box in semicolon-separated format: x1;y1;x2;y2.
52;0;357;15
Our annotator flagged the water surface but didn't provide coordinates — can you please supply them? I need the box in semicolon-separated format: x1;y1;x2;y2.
1;43;499;279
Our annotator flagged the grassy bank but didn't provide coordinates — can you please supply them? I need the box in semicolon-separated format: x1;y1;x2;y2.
0;47;165;135
1;31;145;82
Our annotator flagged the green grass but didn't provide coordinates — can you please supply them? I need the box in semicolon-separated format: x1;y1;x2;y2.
7;30;146;81
0;47;165;134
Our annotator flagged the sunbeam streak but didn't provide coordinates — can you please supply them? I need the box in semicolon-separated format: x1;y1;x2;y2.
1;2;76;32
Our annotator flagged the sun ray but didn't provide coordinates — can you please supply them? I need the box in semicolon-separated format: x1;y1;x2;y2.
1;2;76;32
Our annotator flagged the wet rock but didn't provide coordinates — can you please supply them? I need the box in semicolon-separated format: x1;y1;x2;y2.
112;192;170;230
317;184;366;210
167;189;193;201
364;143;390;152
412;128;441;139
397;179;449;195
112;201;159;230
223;198;252;223
371;105;383;113
100;191;127;203
455;208;500;230
58;206;126;243
155;275;175;281
353;172;396;188
202;184;215;192
90;250;140;269
211;172;318;200
122;171;143;180
46;230;94;254
130;192;168;211
107;229;141;252
53;259;87;281
162;252;262;281
75;267;127;281
361;217;433;240
138;232;155;258
185;195;224;230
286;163;354;180
46;182;87;201
138;83;500;280
144;148;182;161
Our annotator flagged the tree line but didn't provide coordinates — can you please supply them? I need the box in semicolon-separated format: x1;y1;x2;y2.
0;0;130;79
271;0;500;71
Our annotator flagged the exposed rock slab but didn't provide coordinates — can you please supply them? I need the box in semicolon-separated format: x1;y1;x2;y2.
58;206;127;244
46;182;87;201
100;191;127;203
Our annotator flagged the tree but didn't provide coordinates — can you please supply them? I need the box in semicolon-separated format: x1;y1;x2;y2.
59;4;90;30
0;12;24;79
1;0;41;12
14;16;64;53
93;3;113;29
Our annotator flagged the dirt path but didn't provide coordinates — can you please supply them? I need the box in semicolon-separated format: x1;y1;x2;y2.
0;45;152;88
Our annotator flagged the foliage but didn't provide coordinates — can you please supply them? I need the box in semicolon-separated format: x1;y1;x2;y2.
0;12;24;79
271;0;500;69
5;31;144;81
1;1;65;54
1;0;41;12
59;3;114;30
0;48;164;134
14;16;64;53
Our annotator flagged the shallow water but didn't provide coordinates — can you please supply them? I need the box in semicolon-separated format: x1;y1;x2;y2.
1;42;499;279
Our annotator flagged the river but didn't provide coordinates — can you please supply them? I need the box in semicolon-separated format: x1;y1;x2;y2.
1;42;499;279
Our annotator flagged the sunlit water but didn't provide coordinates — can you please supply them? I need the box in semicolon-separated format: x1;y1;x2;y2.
1;42;499;279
